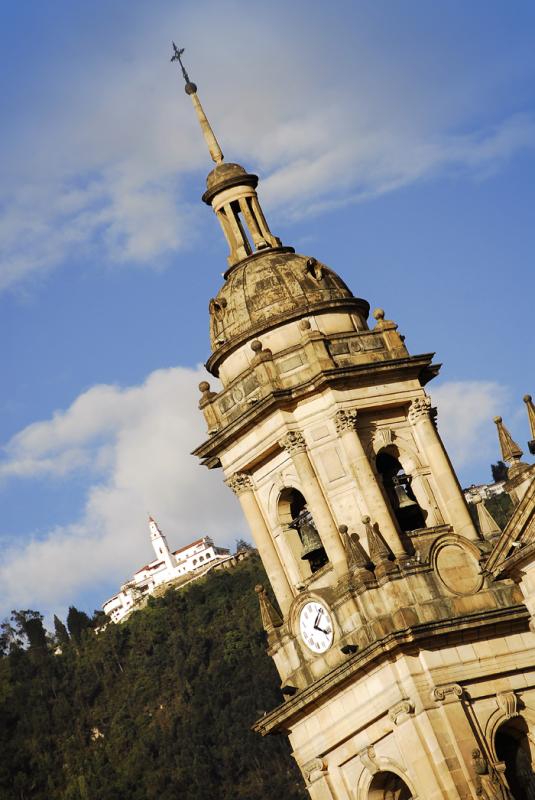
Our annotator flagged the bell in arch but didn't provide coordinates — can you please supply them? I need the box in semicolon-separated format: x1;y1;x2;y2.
290;507;328;574
393;475;419;509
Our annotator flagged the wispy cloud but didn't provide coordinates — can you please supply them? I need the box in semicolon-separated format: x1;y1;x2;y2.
1;3;534;292
432;381;508;471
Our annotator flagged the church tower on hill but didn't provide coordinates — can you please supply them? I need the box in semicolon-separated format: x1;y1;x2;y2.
174;46;535;799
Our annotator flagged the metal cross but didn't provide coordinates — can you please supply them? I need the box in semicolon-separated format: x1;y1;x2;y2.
171;42;191;85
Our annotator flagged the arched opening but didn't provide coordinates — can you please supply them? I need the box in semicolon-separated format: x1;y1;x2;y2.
376;450;427;533
368;771;413;800
495;718;535;799
278;488;328;576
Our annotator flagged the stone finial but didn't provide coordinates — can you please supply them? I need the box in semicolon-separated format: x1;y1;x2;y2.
198;381;217;405
373;308;397;330
334;409;358;434
339;525;372;571
472;494;501;538
279;431;307;454
255;584;283;631
494;416;523;463
225;472;253;496
524;395;535;453
362;516;394;565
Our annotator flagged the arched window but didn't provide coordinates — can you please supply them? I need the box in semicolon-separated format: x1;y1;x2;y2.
495;718;535;799
368;771;413;800
376;450;426;533
278;488;328;576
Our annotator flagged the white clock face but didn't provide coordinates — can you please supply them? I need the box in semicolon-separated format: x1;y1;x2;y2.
299;601;334;654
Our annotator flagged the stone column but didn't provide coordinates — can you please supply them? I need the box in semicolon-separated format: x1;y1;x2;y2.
226;472;294;615
278;431;348;579
409;398;478;541
334;410;406;559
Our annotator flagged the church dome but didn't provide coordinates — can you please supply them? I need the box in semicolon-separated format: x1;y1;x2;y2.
207;248;369;373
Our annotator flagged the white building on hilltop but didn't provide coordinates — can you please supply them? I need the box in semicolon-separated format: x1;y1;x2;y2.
103;517;231;623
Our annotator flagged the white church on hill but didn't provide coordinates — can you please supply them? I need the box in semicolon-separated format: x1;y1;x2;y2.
103;517;231;623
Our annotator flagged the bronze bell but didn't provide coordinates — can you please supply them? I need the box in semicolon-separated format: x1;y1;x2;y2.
290;509;328;573
393;476;419;509
300;517;325;562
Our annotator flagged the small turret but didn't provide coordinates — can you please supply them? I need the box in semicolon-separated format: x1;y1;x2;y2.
148;515;176;571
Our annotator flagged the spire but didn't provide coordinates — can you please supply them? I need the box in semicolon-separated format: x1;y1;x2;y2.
524;395;535;454
472;494;501;538
171;43;224;164
171;44;281;269
493;416;523;463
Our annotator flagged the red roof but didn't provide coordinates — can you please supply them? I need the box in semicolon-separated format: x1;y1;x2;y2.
172;537;207;556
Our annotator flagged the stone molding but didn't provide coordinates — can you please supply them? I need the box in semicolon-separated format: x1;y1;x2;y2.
225;472;253;496
278;430;307;454
431;683;464;703
359;745;378;775
334;409;358;434
496;691;518;721
389;699;415;725
302;757;327;784
408;396;433;424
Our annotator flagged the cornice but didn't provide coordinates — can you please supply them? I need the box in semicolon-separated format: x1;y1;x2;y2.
193;353;438;463
253;604;528;736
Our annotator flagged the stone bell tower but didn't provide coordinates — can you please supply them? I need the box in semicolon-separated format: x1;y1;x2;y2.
174;48;535;800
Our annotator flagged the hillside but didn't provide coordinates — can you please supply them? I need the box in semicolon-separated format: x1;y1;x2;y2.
0;555;307;800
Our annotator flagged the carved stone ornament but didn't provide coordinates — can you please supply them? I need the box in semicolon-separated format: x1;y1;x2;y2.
278;430;307;454
496;692;518;720
359;745;378;775
472;749;513;800
408;396;432;424
431;684;464;703
334;409;358;434
375;428;394;449
225;472;253;496
302;757;327;784
389;699;415;725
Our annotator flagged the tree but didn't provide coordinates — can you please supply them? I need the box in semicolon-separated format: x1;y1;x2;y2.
11;609;47;652
54;615;70;648
491;461;509;483
235;538;254;553
66;606;91;644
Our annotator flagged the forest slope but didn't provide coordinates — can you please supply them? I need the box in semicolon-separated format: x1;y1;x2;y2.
0;555;307;800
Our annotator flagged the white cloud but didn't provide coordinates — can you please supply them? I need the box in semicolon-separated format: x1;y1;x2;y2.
0;366;245;618
1;3;534;291
431;381;509;471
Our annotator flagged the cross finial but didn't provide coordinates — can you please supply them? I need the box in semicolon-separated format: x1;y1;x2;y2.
171;43;198;94
170;43;224;163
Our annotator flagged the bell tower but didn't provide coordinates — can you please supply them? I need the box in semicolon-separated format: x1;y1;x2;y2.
176;48;535;800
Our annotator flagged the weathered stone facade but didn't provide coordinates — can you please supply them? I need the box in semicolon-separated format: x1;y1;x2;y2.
182;66;535;799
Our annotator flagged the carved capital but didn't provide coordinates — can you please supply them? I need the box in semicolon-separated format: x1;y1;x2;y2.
389;699;414;725
278;430;307;454
302;757;327;784
408;396;432;424
334;409;358;434
359;745;378;775
497;691;518;720
225;472;253;496
431;683;463;703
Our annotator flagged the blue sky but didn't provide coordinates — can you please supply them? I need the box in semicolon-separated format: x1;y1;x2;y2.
1;0;534;621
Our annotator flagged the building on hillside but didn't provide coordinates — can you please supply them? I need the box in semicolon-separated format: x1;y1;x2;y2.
102;517;231;623
173;47;535;799
464;481;506;503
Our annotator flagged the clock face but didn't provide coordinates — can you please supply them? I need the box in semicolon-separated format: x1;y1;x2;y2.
299;601;334;654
